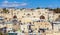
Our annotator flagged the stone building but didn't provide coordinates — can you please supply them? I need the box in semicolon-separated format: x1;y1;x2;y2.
0;8;54;33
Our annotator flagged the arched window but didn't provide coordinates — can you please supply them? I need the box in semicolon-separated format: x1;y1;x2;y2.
27;13;31;17
40;15;45;19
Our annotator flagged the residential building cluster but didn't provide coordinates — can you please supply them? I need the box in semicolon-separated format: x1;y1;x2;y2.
0;8;60;35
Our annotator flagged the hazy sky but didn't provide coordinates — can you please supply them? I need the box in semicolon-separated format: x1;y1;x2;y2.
0;0;60;8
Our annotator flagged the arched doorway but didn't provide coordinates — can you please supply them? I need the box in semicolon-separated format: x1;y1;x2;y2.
40;15;45;19
13;15;17;18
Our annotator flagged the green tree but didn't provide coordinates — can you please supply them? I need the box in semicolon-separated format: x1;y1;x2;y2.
45;7;60;13
36;7;40;9
2;8;9;13
53;8;60;13
31;8;34;11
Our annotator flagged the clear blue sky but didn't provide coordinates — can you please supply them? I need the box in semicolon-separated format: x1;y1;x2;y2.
0;0;60;8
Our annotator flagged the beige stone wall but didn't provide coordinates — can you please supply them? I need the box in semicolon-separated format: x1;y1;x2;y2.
53;13;60;21
31;22;52;32
0;9;54;22
0;8;55;33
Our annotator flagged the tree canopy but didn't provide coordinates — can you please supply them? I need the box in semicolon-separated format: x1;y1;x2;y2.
2;8;9;13
48;8;60;13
